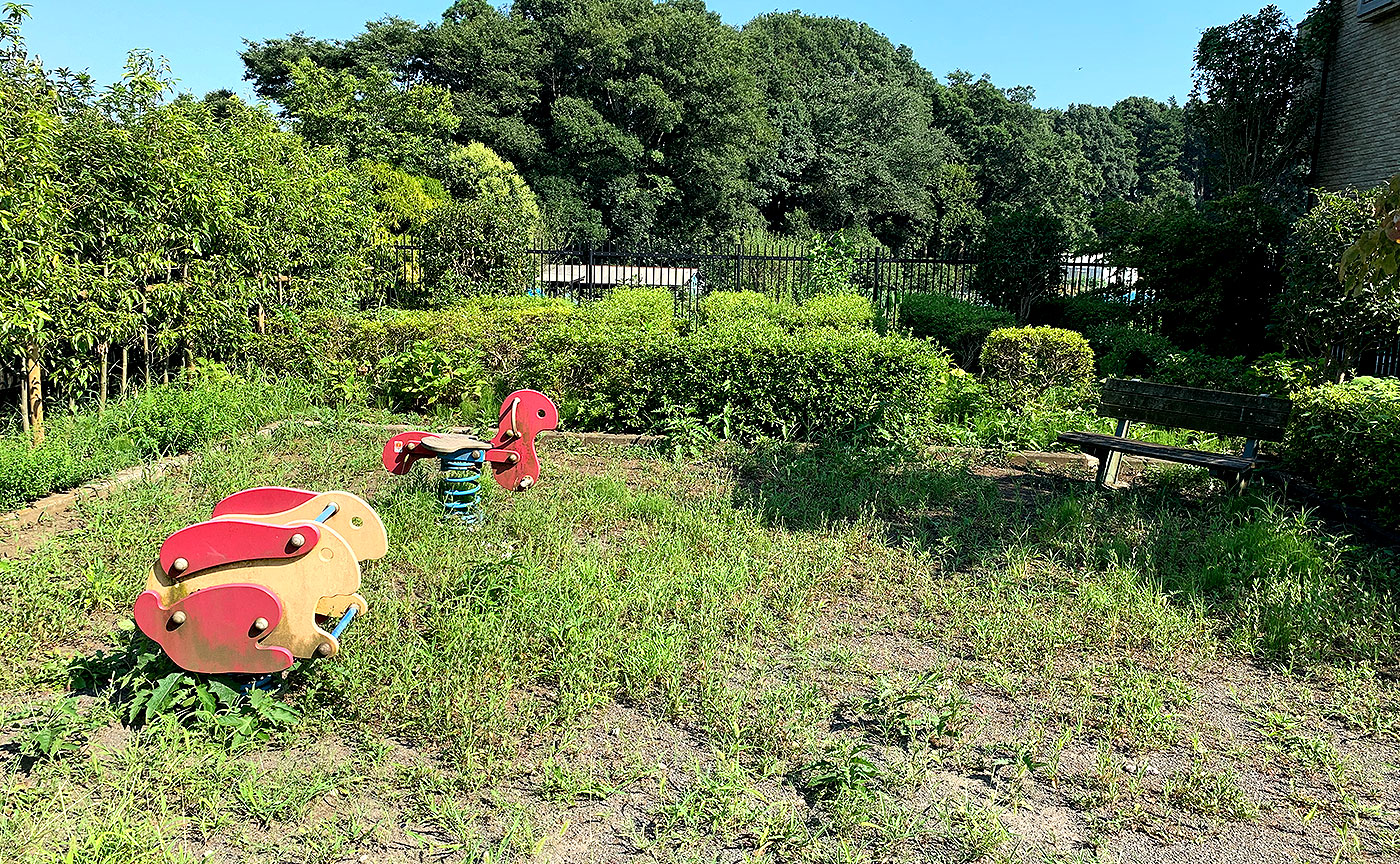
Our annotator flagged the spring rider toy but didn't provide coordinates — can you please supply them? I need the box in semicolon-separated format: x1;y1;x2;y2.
381;389;557;524
133;489;387;675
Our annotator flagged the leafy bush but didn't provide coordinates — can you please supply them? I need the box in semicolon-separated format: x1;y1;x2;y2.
1095;189;1289;357
375;342;491;414
897;292;1015;368
699;290;874;334
972;209;1071;322
1284;378;1400;525
980;327;1095;404
540;322;954;442
578;288;678;339
791;293;875;331
414;143;544;307
1086;325;1177;378
1278;187;1400;381
1032;291;1136;332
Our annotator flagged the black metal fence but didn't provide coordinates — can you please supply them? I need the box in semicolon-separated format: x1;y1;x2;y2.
386;241;1400;377
390;240;1138;322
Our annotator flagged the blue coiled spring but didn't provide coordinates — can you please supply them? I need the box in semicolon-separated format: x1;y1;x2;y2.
439;449;485;524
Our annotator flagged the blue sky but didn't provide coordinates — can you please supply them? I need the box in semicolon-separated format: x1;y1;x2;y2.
25;0;1318;109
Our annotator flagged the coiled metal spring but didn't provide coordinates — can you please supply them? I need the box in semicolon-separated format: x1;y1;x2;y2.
439;449;485;524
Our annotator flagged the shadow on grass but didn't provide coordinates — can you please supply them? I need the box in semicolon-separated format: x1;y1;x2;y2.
727;438;1400;669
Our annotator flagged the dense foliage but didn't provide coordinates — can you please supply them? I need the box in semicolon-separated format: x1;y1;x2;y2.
979;327;1095;403
251;291;954;442
896;293;1014;368
1285;378;1400;523
1280;189;1400;380
238;1;1233;251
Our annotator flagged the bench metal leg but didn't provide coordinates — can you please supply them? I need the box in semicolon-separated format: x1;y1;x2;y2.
1096;419;1131;488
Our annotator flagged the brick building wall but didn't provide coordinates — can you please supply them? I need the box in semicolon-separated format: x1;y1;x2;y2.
1314;4;1400;190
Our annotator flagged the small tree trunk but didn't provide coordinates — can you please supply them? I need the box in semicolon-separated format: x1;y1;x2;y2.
183;344;195;375
18;366;29;434
98;342;110;413
120;345;129;396
25;341;43;447
142;296;152;387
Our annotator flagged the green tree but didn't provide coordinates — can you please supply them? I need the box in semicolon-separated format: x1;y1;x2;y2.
739;13;973;251
0;3;65;442
1054;104;1137;206
417;142;543;305
1187;5;1324;199
1109;96;1194;201
933;72;1097;245
1279;188;1400;381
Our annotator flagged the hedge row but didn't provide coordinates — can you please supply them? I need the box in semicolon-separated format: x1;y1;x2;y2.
1284;378;1400;525
253;290;954;442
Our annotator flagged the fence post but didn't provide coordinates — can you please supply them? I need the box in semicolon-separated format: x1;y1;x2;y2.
872;251;882;319
587;244;595;301
734;242;742;292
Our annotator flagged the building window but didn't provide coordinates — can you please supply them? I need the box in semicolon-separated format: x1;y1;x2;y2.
1359;0;1400;21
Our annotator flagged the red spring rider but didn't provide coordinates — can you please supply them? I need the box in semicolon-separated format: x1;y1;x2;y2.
381;389;558;523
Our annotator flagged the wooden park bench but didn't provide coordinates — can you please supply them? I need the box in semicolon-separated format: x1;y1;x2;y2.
1058;379;1292;492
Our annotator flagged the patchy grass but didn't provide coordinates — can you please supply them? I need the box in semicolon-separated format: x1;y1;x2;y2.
1;425;1398;863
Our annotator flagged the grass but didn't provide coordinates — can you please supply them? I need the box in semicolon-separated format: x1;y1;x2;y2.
1;423;1398;862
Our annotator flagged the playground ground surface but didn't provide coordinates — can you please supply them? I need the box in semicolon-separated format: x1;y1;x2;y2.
1;423;1398;863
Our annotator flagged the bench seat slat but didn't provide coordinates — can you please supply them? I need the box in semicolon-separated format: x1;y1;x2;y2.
1102;379;1289;409
1094;403;1288;441
1057;431;1255;472
1098;378;1291;440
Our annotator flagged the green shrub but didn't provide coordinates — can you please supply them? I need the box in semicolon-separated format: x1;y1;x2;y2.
1284;378;1400;525
700;290;874;334
1033;291;1135;332
790;293;875;331
542;323;954;442
699;291;780;328
1086;325;1177;378
897;292;1015;368
576;288;677;339
1278;187;1400;380
980;327;1095;403
375;342;491;414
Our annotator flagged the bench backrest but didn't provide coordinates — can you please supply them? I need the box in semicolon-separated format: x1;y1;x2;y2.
1098;379;1292;441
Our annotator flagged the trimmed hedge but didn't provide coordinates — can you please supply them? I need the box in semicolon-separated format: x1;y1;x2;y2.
699;290;874;333
1284;378;1400;525
980;327;1095;402
252;291;950;442
897;292;1016;368
544;322;952;440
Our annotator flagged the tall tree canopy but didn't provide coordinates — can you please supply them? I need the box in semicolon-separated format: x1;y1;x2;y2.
1186;4;1325;199
245;0;767;245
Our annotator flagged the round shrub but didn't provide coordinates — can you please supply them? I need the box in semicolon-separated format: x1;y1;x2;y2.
979;326;1095;402
898;292;1015;368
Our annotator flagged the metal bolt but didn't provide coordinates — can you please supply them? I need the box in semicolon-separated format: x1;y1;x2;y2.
252;617;269;632
171;610;187;626
290;533;306;548
519;475;534;489
171;557;189;573
316;643;332;657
